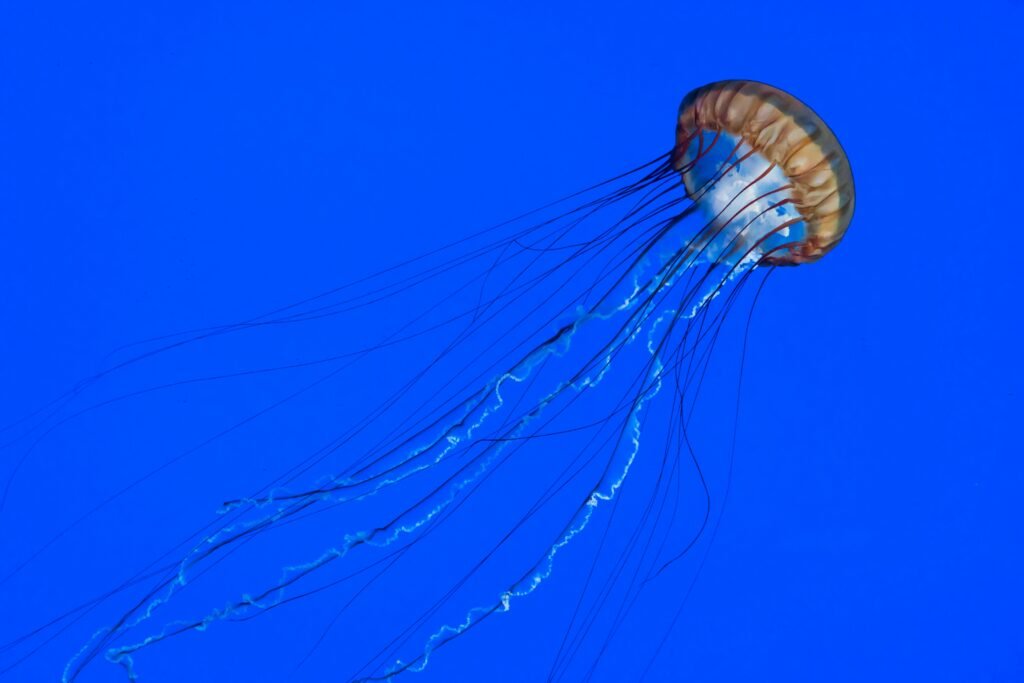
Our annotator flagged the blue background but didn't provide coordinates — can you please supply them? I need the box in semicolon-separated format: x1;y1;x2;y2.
2;2;1023;682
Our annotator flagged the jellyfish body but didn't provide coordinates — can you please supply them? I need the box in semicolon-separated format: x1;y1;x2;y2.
3;81;853;682
676;80;854;266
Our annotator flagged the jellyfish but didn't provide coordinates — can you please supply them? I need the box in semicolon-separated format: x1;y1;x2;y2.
1;80;854;682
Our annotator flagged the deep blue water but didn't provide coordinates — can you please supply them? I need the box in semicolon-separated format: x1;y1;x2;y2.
2;3;1022;682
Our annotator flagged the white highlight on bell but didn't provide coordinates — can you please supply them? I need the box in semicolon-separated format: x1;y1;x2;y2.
686;134;803;266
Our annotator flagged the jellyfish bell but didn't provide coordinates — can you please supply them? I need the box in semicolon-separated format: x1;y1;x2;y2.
674;80;855;267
